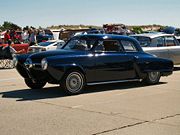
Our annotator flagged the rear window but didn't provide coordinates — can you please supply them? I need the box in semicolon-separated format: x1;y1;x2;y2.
132;36;151;47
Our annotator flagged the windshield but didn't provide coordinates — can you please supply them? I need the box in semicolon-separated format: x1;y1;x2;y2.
38;42;55;47
63;38;96;51
132;36;151;47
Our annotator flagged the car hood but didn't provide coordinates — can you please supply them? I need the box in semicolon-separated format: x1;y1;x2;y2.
29;45;45;49
28;49;86;63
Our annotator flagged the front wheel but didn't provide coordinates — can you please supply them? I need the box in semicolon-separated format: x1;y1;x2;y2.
61;71;85;95
25;78;46;89
143;71;161;84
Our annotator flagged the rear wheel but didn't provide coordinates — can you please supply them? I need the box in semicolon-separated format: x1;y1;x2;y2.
61;70;85;95
143;71;161;84
25;78;46;89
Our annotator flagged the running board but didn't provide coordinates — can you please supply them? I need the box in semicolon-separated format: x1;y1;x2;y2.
87;79;141;86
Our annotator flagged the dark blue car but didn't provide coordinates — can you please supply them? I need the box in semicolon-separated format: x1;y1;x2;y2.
14;34;173;95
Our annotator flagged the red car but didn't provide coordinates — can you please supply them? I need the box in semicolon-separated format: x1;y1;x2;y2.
0;43;29;54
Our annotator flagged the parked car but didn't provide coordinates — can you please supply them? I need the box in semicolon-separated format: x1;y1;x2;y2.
14;34;173;95
0;43;29;54
36;34;54;43
131;33;180;65
28;40;65;53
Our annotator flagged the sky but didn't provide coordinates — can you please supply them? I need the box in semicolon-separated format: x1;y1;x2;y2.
0;0;180;28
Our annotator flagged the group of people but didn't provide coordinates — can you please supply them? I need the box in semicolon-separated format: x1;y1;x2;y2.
3;28;37;46
4;30;21;44
1;29;36;55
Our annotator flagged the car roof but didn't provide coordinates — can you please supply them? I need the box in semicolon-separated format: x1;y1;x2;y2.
75;34;136;41
131;33;173;39
45;40;64;43
71;34;143;52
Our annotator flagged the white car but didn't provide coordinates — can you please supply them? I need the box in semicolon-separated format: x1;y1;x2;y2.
28;40;65;53
131;33;180;65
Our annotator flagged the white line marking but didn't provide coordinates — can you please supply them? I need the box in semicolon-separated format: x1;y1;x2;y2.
71;105;83;108
0;78;21;82
116;92;128;96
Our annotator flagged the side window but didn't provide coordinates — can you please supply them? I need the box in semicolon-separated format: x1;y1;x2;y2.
64;39;88;50
132;36;151;47
174;38;180;46
151;37;165;47
165;36;176;46
176;38;180;45
95;41;104;52
95;40;122;52
121;40;137;52
178;39;180;43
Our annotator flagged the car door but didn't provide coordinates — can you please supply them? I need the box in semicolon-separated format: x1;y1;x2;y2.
93;40;136;82
165;36;180;64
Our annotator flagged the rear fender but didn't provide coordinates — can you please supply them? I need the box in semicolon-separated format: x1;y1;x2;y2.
134;57;173;78
133;62;147;79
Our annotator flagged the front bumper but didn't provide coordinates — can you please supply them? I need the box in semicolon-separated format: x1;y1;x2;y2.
16;63;59;84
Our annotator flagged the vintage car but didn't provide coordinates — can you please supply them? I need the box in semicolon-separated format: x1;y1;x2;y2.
36;34;54;43
14;34;173;95
28;40;65;53
131;33;180;64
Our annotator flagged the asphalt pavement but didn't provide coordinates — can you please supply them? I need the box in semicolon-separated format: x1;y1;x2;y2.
0;68;180;135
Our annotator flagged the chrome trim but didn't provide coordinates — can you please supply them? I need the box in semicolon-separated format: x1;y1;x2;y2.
24;58;33;68
87;79;141;86
41;58;48;70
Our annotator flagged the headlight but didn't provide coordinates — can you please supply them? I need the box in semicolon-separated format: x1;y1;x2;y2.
41;58;48;70
13;57;18;67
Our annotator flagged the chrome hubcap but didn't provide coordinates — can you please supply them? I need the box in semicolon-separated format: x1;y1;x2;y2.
148;71;160;82
66;72;83;93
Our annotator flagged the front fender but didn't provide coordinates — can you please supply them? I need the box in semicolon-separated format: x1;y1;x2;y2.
16;54;30;64
47;63;85;82
15;54;31;78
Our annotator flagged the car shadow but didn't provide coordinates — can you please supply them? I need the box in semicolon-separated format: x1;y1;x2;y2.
0;81;167;101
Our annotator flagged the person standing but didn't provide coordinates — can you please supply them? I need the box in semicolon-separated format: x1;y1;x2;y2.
29;29;37;46
4;30;11;43
6;40;25;54
21;29;29;43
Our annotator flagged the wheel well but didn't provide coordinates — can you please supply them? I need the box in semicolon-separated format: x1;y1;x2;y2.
133;63;147;79
63;67;86;82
